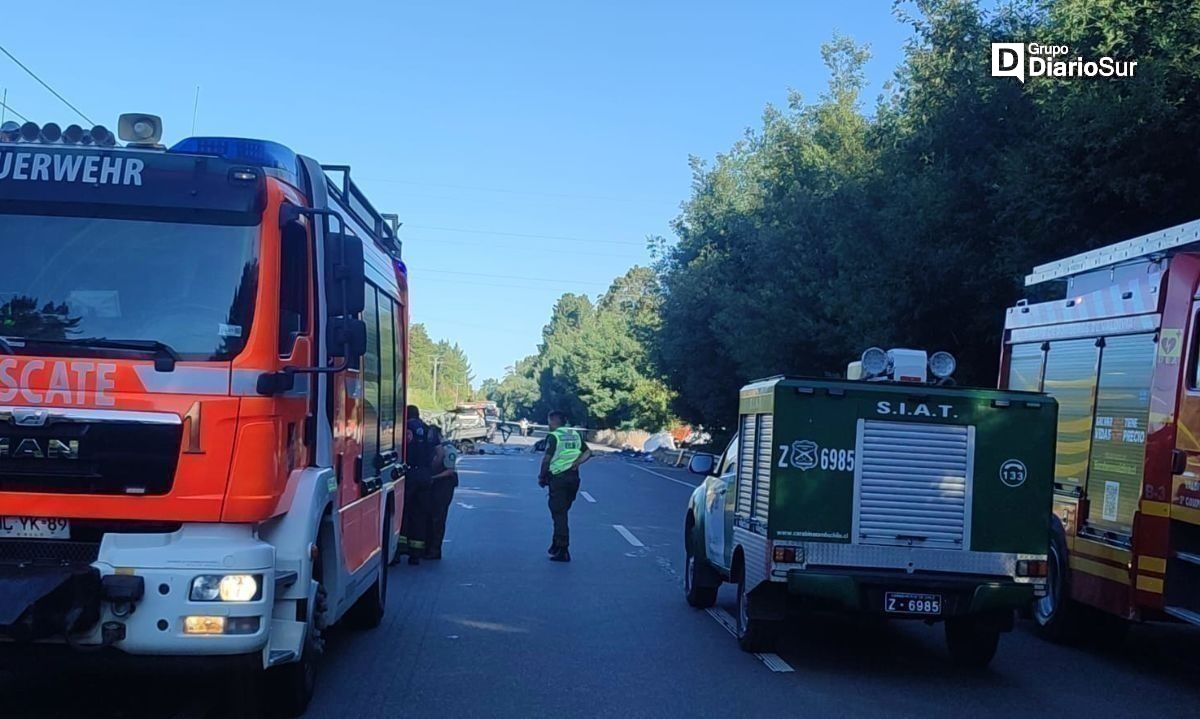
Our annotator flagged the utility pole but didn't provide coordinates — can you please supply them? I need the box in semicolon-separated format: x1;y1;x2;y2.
432;355;443;407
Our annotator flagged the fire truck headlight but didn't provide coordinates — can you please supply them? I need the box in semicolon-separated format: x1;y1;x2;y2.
860;347;889;377
929;351;957;379
190;574;262;602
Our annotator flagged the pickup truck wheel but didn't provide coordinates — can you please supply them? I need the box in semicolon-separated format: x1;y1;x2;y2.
684;545;718;609
944;616;1000;669
263;580;326;718
735;575;776;653
1033;522;1084;643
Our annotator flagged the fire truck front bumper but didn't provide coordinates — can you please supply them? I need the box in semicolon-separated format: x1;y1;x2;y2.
0;524;275;657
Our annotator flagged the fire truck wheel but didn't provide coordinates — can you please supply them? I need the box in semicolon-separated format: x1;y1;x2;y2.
1033;519;1085;643
264;580;326;718
684;523;718;608
345;529;389;630
944;616;1000;669
735;573;777;653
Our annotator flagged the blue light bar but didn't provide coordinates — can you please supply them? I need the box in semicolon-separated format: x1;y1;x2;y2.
169;136;301;185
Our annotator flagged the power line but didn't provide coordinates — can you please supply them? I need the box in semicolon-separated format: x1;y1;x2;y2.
405;234;640;260
0;42;93;125
410;276;596;293
361;176;650;205
408;223;645;246
418;267;609;286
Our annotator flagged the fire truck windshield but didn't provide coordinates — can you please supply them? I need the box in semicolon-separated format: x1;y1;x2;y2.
0;212;259;361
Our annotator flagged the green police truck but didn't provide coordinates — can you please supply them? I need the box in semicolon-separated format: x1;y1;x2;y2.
682;348;1058;667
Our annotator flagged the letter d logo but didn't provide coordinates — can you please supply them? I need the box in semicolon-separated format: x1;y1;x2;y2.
991;42;1025;83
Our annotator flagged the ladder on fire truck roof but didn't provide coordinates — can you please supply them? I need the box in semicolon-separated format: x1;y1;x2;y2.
321;164;402;258
1025;218;1200;286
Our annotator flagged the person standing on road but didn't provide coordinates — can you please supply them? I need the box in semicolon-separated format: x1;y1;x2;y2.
424;424;459;560
538;411;592;562
519;418;529;438
398;405;435;565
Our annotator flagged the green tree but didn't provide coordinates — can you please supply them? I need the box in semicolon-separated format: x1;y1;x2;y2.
407;323;476;411
489;267;675;430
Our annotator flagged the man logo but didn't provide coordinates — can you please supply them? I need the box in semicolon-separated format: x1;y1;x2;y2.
992;42;1026;83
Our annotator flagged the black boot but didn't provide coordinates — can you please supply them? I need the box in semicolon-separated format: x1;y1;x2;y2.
408;554;421;566
548;542;557;555
549;547;571;562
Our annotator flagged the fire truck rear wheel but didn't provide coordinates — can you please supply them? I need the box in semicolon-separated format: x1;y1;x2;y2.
944;616;1000;669
1033;518;1085;643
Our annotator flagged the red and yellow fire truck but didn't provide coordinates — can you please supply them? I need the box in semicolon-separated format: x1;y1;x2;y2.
0;114;407;714
1000;218;1200;638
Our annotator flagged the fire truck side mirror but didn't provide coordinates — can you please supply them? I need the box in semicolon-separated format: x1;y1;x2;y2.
327;317;366;369
324;232;366;318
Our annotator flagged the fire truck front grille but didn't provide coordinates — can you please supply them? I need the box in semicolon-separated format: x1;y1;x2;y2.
0;539;100;565
855;420;972;550
0;421;182;496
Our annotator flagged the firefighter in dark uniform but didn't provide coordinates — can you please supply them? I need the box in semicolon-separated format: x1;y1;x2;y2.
398;405;434;565
538;411;592;562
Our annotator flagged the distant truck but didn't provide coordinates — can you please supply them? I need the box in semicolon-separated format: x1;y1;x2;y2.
683;349;1057;667
432;405;496;453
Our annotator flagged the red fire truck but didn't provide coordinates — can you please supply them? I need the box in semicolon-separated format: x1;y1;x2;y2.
1000;218;1200;638
0;114;407;715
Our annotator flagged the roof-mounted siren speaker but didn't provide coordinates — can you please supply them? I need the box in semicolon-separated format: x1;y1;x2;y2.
118;113;163;147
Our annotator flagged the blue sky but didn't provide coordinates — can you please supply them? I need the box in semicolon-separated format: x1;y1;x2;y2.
1;1;911;381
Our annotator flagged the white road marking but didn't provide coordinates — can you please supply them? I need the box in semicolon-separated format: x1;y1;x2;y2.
580;490;596;503
705;608;795;673
612;524;645;547
629;463;699;489
456;502;476;509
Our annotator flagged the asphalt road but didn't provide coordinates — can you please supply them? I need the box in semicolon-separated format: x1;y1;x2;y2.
4;443;1200;717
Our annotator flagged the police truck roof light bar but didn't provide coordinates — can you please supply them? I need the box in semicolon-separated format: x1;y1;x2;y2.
1026;217;1200;286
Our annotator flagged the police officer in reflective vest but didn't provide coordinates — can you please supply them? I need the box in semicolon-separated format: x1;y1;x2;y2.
538;411;592;562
